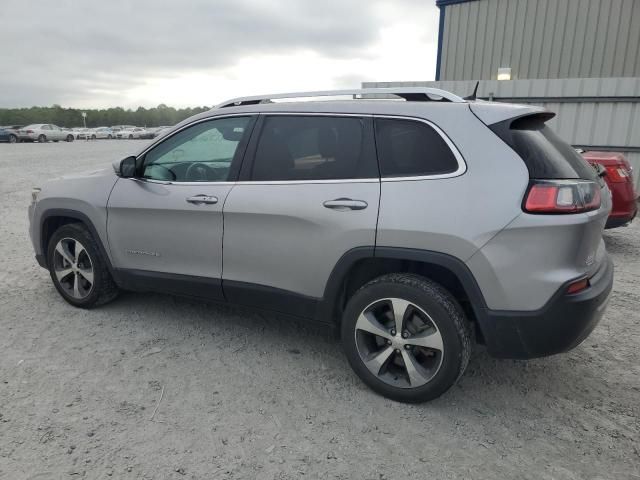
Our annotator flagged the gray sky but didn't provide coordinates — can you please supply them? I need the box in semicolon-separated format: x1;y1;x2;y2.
0;0;439;108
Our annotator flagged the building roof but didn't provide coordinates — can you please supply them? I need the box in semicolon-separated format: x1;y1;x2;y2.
435;0;480;6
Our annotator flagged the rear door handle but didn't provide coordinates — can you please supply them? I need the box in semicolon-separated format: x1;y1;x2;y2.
186;194;218;205
323;198;368;211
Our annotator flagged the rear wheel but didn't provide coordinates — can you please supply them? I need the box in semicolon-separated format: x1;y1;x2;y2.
107;134;112;139
128;134;133;139
91;134;96;140
9;134;17;143
37;134;46;143
47;223;119;308
341;273;471;403
66;135;74;142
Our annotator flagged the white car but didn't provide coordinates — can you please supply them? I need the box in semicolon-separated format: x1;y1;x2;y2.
91;127;114;139
19;124;74;143
116;127;147;139
73;128;92;140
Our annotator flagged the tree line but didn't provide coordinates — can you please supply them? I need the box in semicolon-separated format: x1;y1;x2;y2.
0;104;211;128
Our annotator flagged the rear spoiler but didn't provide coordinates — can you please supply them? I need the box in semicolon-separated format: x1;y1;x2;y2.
469;102;554;126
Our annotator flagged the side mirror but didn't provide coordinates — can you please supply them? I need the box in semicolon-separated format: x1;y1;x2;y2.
119;156;137;178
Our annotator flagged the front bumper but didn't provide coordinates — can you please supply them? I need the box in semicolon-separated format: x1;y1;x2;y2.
480;255;614;359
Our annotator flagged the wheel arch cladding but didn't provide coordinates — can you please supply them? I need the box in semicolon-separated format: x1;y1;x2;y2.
320;247;490;342
40;209;114;272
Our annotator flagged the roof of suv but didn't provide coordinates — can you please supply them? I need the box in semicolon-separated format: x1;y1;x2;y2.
160;88;550;139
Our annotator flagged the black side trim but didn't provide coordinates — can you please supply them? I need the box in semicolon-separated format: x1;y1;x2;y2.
317;246;377;323
373;246;489;312
317;246;490;328
35;254;46;268
39;209;114;273
223;280;319;320
482;256;614;359
114;268;224;301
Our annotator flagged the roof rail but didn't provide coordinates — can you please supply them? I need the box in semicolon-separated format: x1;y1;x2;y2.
215;87;465;108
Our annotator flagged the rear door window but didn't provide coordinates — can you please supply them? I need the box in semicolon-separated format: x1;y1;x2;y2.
374;118;460;177
250;115;377;181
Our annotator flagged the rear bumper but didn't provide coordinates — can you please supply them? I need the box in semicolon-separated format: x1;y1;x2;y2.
480;255;614;359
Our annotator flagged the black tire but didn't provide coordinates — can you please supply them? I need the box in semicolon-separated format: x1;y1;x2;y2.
341;273;471;403
128;134;133;139
9;134;17;143
108;134;112;139
37;134;46;143
46;223;119;309
91;134;96;140
66;135;74;142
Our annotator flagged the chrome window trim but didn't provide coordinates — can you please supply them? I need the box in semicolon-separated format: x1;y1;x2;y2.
135;113;255;161
134;112;466;186
373;115;467;182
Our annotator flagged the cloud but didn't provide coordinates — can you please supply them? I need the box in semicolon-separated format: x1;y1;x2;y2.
0;0;439;108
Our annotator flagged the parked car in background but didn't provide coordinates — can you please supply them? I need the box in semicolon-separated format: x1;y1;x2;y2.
19;124;74;142
152;126;172;138
110;125;136;137
138;128;157;140
91;127;114;139
583;151;637;228
116;127;147;139
73;128;92;140
0;126;21;143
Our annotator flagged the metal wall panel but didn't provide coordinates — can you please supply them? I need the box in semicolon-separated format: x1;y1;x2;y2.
439;0;640;80
363;78;640;189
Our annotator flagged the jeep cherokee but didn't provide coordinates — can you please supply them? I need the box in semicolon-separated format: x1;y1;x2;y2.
28;88;614;402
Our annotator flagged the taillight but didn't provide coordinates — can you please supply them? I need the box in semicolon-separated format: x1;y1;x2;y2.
26;130;34;134
604;165;631;183
524;180;601;214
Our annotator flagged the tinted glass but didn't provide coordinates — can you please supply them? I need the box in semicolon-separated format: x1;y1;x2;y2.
143;116;251;182
252;116;374;181
375;118;459;177
506;117;596;180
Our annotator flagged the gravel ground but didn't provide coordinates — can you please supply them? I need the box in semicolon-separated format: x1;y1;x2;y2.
1;141;639;479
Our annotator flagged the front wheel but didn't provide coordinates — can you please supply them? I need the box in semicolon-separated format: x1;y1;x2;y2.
341;273;471;403
66;135;74;142
37;134;46;143
9;134;17;143
47;223;119;308
91;134;96;140
128;134;133;139
107;134;112;139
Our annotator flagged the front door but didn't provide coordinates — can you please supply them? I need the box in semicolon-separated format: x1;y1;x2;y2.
222;114;380;316
107;115;255;299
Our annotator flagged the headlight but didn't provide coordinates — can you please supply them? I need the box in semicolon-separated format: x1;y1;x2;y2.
31;187;41;203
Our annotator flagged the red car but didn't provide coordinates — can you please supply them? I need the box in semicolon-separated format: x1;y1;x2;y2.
583;151;638;228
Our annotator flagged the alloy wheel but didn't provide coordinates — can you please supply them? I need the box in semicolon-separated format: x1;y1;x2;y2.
52;238;95;299
354;298;444;389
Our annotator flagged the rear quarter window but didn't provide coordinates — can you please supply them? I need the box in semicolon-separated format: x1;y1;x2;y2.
491;115;596;180
374;118;460;177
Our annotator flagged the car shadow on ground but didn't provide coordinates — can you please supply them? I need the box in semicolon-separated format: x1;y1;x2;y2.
96;289;607;411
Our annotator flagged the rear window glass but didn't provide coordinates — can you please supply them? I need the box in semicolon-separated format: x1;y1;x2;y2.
494;116;596;180
374;118;459;177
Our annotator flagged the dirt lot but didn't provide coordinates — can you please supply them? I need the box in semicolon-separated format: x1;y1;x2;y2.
0;141;638;479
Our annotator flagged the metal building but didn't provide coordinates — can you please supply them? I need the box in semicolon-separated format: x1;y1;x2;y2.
435;0;640;82
366;0;640;188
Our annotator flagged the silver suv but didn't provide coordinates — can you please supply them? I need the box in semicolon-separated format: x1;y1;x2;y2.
28;88;614;402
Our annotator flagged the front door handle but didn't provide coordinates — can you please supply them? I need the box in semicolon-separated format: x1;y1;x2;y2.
323;198;368;211
186;194;218;205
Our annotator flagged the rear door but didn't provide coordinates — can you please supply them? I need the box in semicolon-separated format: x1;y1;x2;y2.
51;125;65;141
222;114;380;316
107;115;255;298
